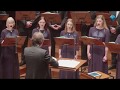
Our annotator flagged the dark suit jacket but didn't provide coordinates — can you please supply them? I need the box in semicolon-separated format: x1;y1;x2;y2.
24;46;58;79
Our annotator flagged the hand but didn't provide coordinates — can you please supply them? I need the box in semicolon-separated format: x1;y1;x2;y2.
52;57;57;61
103;56;107;62
87;53;91;60
26;21;32;28
51;25;56;29
74;55;78;60
50;24;60;30
53;25;59;30
59;54;62;59
56;25;61;29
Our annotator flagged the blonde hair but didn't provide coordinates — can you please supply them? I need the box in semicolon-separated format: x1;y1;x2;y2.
6;17;15;27
94;15;108;30
64;18;76;33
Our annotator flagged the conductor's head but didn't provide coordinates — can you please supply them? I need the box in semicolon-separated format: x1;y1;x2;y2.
31;32;44;46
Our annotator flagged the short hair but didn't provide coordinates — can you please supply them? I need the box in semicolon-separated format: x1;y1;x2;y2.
6;17;15;27
31;32;44;46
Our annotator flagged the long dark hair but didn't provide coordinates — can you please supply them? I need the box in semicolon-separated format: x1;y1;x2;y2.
37;16;48;30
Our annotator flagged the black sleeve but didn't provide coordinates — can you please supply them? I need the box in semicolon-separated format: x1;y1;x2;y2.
31;14;41;28
48;11;68;28
60;11;68;28
18;13;41;29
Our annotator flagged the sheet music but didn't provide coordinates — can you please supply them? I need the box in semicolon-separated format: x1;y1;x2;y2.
88;72;101;77
58;60;80;68
81;36;97;39
109;42;115;43
56;36;74;39
43;12;58;14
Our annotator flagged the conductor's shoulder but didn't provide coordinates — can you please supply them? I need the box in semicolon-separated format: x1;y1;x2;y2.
24;47;31;50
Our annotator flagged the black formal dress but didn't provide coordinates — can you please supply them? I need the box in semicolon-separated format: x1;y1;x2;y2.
0;29;20;79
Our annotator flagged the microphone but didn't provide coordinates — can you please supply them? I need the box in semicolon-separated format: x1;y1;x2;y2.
110;15;116;21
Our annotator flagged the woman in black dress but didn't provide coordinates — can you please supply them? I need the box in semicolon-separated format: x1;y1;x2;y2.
0;17;20;79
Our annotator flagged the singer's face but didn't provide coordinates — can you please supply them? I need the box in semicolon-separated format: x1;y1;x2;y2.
96;18;103;26
38;19;46;28
66;21;73;30
7;22;14;28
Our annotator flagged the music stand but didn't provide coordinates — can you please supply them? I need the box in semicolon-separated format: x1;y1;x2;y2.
1;36;26;53
105;42;120;54
54;37;77;58
1;37;16;46
16;36;26;53
80;36;105;71
0;14;9;20
96;12;117;27
27;38;51;47
15;11;36;28
105;42;120;67
43;39;51;46
70;11;92;25
80;36;105;46
41;12;61;24
15;11;36;21
54;37;75;46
